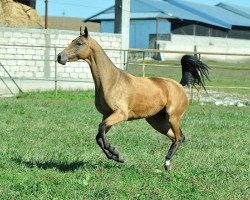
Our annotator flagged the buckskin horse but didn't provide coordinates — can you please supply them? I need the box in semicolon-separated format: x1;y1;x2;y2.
57;27;209;170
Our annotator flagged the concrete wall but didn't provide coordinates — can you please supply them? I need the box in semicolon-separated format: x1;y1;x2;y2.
157;34;250;62
0;27;122;94
101;19;171;48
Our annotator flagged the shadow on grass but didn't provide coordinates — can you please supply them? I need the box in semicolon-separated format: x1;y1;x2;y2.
12;157;121;172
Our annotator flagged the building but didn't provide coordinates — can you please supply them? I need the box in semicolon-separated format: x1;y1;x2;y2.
85;0;250;49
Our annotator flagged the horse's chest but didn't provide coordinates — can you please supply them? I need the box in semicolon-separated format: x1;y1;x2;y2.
95;96;112;115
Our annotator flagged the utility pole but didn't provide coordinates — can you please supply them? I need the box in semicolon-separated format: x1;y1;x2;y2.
114;0;122;34
114;0;130;70
45;0;48;29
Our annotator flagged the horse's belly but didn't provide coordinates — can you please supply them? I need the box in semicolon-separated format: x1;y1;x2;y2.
127;87;167;119
128;100;165;119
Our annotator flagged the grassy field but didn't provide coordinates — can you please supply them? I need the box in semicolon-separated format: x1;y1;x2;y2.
128;61;250;90
0;90;249;199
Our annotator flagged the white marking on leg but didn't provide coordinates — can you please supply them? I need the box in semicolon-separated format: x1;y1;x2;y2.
165;159;171;171
165;160;171;166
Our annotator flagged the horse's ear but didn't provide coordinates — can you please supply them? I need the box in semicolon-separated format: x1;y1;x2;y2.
84;26;89;38
80;26;84;36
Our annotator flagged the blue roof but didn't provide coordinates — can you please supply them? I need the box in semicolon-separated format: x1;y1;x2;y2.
88;12;172;20
85;0;250;29
138;0;231;28
173;0;250;27
216;2;250;19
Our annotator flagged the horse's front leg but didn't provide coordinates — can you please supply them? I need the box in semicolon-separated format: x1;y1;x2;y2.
96;110;126;163
96;124;124;163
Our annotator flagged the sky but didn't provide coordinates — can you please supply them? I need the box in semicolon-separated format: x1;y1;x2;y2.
36;0;250;19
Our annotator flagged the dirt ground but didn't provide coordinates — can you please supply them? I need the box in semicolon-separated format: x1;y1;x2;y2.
43;16;100;32
0;0;99;31
0;0;44;28
187;89;249;107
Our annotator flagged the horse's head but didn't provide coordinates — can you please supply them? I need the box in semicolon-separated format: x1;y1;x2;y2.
57;27;91;65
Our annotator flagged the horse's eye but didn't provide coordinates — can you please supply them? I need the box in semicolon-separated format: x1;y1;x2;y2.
76;42;82;46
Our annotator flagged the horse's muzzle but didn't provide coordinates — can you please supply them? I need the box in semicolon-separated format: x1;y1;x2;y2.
57;52;68;65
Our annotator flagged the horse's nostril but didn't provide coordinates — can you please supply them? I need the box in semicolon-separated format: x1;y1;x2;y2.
57;53;67;65
57;53;61;61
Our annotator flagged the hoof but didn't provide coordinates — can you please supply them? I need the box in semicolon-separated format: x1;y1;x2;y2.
181;134;186;143
117;156;125;163
164;164;171;171
164;160;171;171
112;155;124;163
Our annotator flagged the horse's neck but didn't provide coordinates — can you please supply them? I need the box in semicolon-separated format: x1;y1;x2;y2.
87;39;120;91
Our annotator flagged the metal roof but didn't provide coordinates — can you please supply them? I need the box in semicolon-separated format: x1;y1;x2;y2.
88;12;173;20
85;0;250;29
173;0;250;27
216;3;250;19
153;0;231;28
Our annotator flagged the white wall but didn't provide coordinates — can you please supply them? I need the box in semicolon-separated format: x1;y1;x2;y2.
0;27;122;94
157;34;250;62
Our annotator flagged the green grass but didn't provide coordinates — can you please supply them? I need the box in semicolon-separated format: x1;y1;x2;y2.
0;91;249;199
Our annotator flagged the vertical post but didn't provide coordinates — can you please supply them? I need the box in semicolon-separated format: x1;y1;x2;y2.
193;23;196;49
156;18;159;43
45;0;48;29
126;50;130;72
114;0;130;70
194;45;197;58
54;47;58;97
142;51;145;77
115;0;122;34
123;50;128;71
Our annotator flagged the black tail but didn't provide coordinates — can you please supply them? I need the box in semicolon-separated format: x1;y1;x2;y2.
180;55;210;92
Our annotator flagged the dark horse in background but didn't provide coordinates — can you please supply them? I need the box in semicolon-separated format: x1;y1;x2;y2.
57;27;209;171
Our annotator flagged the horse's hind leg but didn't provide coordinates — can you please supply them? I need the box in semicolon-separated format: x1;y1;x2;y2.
146;112;185;171
165;115;185;170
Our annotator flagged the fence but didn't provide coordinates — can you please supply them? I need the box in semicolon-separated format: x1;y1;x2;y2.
0;43;125;95
127;48;250;90
0;43;250;96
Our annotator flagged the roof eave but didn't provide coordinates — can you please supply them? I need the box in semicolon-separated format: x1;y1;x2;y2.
84;5;115;22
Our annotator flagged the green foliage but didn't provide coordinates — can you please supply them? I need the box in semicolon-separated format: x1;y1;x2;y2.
0;91;249;199
16;90;95;100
